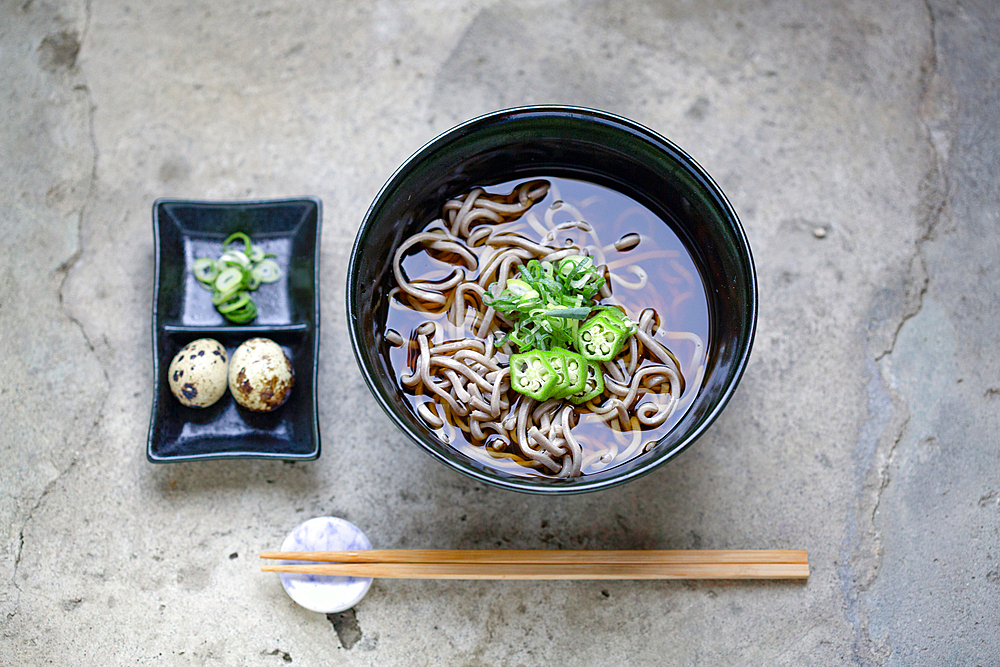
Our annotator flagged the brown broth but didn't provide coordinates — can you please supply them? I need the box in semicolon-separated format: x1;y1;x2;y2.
383;177;710;478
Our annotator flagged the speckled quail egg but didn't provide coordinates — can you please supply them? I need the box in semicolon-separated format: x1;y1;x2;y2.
167;338;228;408
228;337;294;412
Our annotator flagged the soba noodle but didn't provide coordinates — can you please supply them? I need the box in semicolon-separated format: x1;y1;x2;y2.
385;178;708;479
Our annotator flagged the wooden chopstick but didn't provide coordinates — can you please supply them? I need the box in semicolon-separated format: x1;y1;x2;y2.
261;549;806;564
259;550;808;580
261;562;807;580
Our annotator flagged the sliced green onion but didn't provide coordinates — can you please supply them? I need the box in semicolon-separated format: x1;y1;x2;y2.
191;232;278;323
251;259;281;283
212;284;241;306
219;250;251;269
214;266;245;294
192;258;219;284
216;291;252;314
483;253;619;354
223;232;252;254
248;245;266;262
546;306;591;320
225;300;257;324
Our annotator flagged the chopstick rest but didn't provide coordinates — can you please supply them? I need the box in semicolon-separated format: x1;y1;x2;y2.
274;516;373;613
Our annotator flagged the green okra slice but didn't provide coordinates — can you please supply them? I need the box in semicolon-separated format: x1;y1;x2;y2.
509;350;559;401
544;348;571;396
597;307;635;333
551;349;588;399
574;309;635;361
569;359;605;404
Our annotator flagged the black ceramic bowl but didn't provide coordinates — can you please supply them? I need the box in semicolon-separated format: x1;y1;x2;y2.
347;106;756;494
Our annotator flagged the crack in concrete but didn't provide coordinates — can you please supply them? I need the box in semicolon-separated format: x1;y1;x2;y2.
874;0;950;364
838;357;896;667
872;255;927;364
842;3;954;664
839;0;951;665
7;0;105;626
56;0;98;306
867;0;950;553
54;0;102;378
868;0;951;542
866;415;908;566
7;459;80;621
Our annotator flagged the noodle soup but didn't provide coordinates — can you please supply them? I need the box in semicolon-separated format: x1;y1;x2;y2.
381;177;709;479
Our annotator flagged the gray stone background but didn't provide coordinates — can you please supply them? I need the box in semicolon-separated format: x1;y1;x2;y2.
1;0;998;664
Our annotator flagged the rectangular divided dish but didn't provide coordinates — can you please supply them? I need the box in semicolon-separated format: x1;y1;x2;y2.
148;198;321;462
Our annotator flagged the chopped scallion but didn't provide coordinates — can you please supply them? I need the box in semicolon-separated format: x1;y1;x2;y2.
251;259;281;283
192;232;279;323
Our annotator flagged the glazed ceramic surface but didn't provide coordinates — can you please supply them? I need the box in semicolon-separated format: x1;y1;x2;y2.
148;198;321;462
347;107;757;494
279;517;373;614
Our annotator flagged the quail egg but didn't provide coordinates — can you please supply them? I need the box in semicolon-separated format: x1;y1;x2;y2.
168;338;228;408
228;337;294;412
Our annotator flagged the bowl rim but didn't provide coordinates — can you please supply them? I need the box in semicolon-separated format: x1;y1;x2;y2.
347;105;757;494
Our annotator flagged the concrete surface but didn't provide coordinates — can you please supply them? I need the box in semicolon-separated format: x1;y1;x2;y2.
1;0;998;664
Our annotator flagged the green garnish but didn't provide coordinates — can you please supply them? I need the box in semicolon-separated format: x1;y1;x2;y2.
192;257;219;283
193;231;280;323
549;348;588;399
486;254;636;402
509;350;559;401
484;256;606;353
568;359;605;404
556;255;606;299
251;259;281;284
574;308;636;361
223;232;252;254
508;348;589;402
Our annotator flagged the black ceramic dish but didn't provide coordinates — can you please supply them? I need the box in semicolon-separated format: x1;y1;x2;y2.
347;106;757;494
149;198;321;462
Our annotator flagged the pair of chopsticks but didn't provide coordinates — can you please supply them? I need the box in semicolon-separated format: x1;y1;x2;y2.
260;549;808;580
